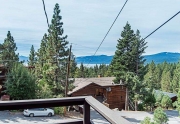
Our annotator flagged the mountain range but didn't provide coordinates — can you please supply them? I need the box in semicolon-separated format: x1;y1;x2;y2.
75;52;180;64
19;52;180;65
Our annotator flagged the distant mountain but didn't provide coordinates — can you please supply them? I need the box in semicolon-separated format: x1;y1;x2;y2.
76;52;180;64
76;55;113;64
144;52;180;64
19;56;28;62
19;52;180;65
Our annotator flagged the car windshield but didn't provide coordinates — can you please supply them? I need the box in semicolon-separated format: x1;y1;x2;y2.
28;108;45;111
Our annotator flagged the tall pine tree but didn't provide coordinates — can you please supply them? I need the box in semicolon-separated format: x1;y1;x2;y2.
0;31;19;68
41;3;69;96
28;45;36;67
110;22;147;83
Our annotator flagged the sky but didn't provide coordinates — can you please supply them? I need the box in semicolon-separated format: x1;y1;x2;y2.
0;0;179;57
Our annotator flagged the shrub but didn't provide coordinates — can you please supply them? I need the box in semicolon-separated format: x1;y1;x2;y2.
54;107;64;115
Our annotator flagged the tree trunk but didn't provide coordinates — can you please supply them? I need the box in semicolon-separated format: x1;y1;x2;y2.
135;101;137;111
125;87;128;111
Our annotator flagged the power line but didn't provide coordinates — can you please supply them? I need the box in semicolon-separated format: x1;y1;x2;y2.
143;11;180;41
78;0;129;83
84;0;128;67
80;10;180;84
42;0;50;28
93;0;128;57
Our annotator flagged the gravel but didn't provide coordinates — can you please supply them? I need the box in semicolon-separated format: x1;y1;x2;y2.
0;111;82;124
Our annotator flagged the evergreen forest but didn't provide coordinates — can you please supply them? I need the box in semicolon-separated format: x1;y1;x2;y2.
0;3;180;118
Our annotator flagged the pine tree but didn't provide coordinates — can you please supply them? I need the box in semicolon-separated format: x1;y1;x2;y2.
44;3;69;96
3;63;36;100
28;45;36;67
161;95;172;109
144;61;156;88
171;62;180;93
0;31;19;67
36;34;48;68
176;89;180;116
111;22;147;83
79;63;85;78
153;107;168;124
141;117;152;124
161;67;172;92
69;58;77;78
131;30;147;80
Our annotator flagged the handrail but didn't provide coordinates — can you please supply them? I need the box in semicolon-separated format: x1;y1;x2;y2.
86;96;131;124
0;96;85;110
0;96;131;124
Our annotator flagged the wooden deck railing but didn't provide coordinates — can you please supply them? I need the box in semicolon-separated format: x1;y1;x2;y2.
0;96;131;124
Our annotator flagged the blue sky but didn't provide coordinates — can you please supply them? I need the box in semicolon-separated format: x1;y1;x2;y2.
0;0;179;57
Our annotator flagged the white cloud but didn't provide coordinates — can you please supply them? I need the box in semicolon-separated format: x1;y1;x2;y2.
0;0;179;57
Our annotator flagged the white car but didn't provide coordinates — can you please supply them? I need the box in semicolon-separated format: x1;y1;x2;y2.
23;108;54;117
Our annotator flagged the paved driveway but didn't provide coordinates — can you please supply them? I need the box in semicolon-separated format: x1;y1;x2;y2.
114;110;180;124
0;111;82;124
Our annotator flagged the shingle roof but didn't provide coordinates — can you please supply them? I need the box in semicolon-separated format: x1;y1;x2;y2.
68;77;122;95
154;90;177;98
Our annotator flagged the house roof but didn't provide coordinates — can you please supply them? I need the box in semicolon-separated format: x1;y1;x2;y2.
68;77;122;95
154;90;177;98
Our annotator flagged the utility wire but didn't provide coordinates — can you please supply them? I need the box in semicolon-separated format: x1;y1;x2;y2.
42;0;50;28
84;0;128;67
143;11;180;41
93;0;128;56
78;0;129;83
80;10;180;84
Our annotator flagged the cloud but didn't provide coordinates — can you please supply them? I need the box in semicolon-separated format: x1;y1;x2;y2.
0;0;179;57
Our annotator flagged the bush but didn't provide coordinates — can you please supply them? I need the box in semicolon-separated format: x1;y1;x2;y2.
138;103;145;111
54;107;64;115
141;117;152;124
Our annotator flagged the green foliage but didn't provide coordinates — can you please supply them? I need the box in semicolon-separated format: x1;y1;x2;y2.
54;107;64;115
74;63;109;78
144;92;156;111
3;63;36;100
176;89;180;116
28;45;36;66
141;117;153;124
153;107;168;124
35;3;71;97
124;72;145;110
138;103;145;111
0;31;19;67
161;95;172;109
110;22;147;83
171;62;180;93
143;61;180;93
154;92;164;107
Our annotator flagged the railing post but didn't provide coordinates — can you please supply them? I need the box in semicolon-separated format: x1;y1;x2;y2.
83;101;90;124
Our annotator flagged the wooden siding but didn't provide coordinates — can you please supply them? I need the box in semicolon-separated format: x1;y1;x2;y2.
105;85;126;110
71;83;102;97
71;83;126;110
0;67;6;96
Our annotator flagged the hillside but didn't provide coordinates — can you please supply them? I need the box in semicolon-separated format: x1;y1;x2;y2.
19;52;180;65
76;52;180;64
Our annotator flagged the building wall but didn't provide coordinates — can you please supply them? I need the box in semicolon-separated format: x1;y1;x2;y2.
71;83;102;97
71;83;126;110
0;67;7;96
105;85;126;110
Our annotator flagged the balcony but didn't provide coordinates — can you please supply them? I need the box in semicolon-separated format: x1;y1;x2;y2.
0;96;131;124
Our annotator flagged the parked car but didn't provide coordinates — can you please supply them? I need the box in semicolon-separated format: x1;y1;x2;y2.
23;108;54;117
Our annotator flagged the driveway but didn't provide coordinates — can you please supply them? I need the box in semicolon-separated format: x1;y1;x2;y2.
0;111;82;124
114;110;180;124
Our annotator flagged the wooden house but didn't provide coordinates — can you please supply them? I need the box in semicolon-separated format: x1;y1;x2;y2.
68;77;126;110
0;65;7;96
154;90;177;103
